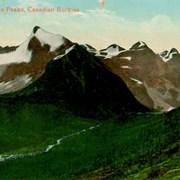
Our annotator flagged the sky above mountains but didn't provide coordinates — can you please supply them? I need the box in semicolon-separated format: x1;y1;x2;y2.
1;0;180;51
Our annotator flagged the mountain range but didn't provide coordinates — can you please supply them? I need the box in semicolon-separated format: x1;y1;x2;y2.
0;26;180;117
85;41;180;112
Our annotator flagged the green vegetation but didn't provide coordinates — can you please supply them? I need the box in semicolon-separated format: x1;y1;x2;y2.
0;103;98;154
0;103;179;179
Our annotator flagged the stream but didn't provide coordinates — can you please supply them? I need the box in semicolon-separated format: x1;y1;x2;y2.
0;124;101;162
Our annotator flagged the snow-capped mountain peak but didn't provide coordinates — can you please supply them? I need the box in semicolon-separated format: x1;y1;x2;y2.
96;44;125;58
130;41;148;50
33;26;66;52
100;44;125;52
0;26;71;66
0;26;74;95
160;48;179;62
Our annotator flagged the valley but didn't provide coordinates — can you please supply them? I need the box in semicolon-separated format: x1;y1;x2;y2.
0;102;179;179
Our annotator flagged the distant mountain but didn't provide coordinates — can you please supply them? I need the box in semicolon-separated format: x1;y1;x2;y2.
0;46;17;54
98;43;180;112
100;44;125;52
82;44;125;59
94;44;125;58
160;48;179;62
130;41;148;50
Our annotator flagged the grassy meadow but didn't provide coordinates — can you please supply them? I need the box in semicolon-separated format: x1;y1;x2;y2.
0;103;179;179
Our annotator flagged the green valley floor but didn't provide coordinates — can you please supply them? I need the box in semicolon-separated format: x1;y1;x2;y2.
0;103;179;179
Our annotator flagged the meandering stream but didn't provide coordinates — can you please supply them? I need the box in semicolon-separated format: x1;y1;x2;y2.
0;124;101;162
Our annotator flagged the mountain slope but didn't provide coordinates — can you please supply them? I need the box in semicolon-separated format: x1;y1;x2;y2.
98;42;180;112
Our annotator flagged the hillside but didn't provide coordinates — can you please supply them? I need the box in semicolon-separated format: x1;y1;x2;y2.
0;106;179;179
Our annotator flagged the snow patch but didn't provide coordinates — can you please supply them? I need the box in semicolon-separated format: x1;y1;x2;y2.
121;66;132;69
102;46;120;57
166;106;175;112
95;52;105;57
0;75;32;94
97;45;122;58
35;28;65;52
160;51;178;62
121;56;132;61
130;78;143;85
0;37;32;65
54;45;75;60
139;41;146;48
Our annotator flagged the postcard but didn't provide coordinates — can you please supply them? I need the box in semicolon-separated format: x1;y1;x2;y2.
0;0;179;179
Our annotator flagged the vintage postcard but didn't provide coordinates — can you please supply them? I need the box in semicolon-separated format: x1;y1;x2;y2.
0;0;179;179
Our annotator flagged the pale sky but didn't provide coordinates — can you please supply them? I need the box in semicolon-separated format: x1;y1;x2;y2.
1;0;180;52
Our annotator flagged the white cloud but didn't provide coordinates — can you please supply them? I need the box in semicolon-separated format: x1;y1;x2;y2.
140;14;180;51
142;14;178;33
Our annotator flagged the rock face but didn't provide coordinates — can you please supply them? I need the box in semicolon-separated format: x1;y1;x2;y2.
98;43;180;112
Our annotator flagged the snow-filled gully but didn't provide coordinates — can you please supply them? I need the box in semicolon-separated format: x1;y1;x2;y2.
0;124;101;162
